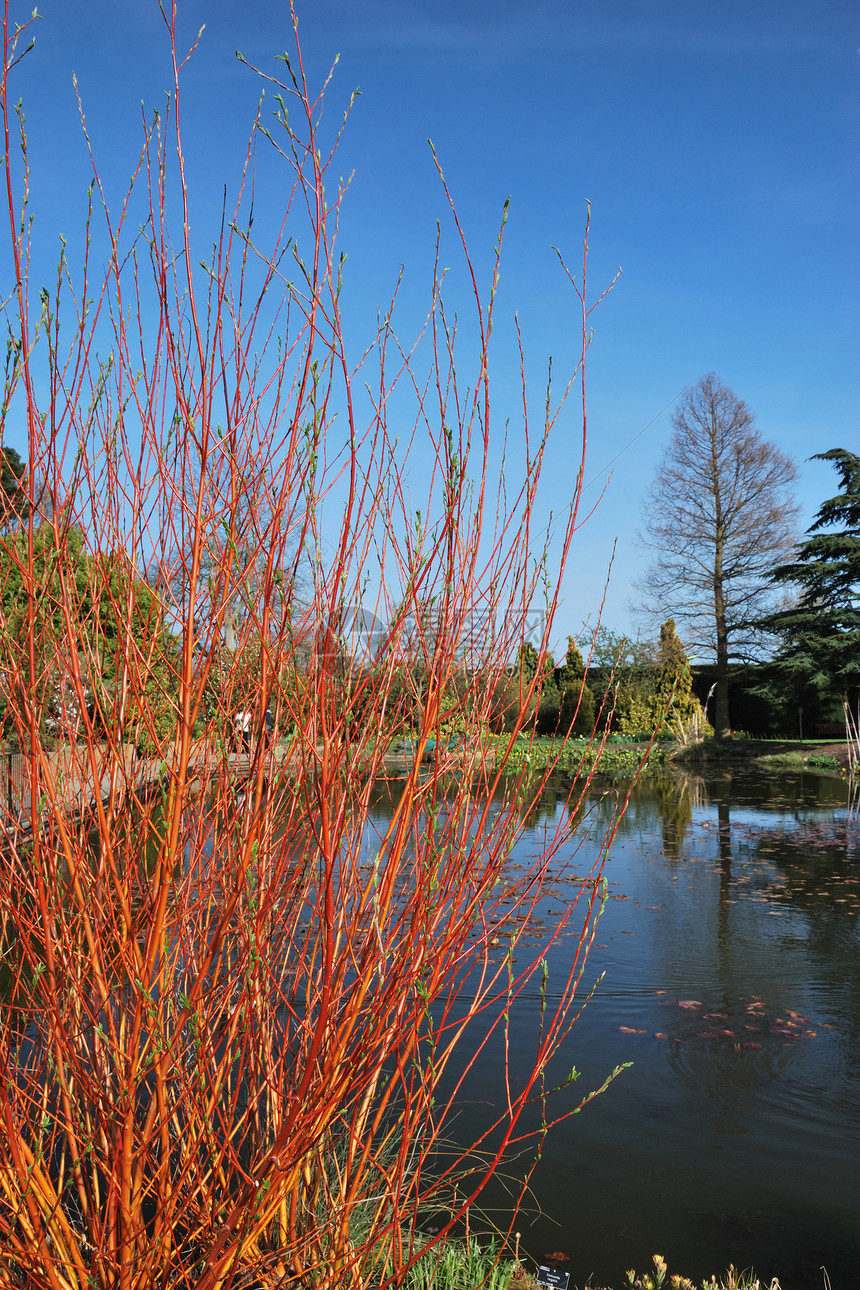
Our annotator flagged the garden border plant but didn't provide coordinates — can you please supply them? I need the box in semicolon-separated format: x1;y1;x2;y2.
0;5;632;1287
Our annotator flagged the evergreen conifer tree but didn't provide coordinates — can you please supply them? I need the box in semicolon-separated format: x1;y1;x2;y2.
557;636;596;735
764;449;860;707
653;618;699;724
0;446;27;527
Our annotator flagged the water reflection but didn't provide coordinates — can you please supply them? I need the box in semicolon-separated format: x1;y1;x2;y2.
376;767;860;1288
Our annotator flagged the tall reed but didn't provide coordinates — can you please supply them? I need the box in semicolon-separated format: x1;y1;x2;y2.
0;5;626;1286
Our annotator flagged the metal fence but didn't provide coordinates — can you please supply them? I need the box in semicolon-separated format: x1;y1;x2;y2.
0;745;137;831
0;749;28;823
813;721;845;738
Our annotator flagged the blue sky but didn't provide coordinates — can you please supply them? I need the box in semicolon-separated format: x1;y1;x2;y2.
7;0;858;650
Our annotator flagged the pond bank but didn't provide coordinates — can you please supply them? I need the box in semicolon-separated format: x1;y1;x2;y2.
495;734;850;779
672;736;849;774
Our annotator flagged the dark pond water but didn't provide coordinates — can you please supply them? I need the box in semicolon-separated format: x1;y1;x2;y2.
375;769;860;1289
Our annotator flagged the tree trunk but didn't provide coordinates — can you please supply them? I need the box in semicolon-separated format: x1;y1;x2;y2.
713;664;730;740
712;453;732;740
713;585;731;738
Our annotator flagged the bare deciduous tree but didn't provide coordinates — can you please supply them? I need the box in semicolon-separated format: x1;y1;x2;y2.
637;373;799;738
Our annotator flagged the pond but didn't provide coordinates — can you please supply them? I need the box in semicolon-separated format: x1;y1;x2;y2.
373;769;860;1288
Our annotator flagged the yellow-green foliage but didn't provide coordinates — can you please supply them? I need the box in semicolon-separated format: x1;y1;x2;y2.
653;618;700;725
614;620;704;737
614;691;658;737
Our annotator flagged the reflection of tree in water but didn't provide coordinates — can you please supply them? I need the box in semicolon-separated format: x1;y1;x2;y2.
716;770;848;814
739;805;860;1069
647;776;860;1112
517;776;572;831
713;787;734;980
366;773;595;846
564;778;655;838
652;772;705;860
564;772;705;860
708;777;859;940
748;816;860;917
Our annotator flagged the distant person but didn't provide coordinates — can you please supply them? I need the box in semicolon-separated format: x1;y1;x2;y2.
234;709;252;752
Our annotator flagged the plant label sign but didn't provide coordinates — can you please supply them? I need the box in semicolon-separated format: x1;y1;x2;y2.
536;1266;570;1290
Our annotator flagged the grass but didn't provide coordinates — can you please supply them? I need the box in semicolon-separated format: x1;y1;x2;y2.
397;1241;782;1290
755;751;840;770
402;1237;533;1290
497;735;667;778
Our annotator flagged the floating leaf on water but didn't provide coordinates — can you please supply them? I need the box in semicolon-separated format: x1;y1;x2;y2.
619;1026;647;1034
677;1000;702;1009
